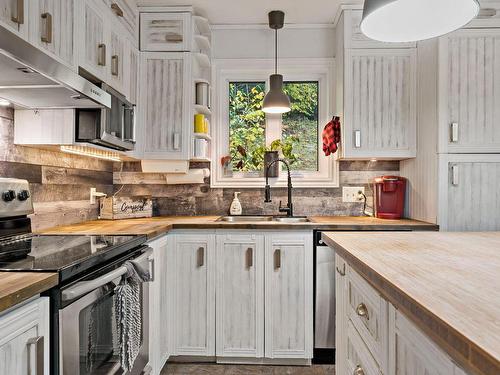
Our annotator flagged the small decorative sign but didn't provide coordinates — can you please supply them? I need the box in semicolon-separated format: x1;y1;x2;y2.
100;196;153;220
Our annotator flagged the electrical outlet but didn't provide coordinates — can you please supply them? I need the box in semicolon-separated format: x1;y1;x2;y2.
342;187;365;203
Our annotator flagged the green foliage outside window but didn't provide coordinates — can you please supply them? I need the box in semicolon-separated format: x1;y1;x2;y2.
228;81;319;173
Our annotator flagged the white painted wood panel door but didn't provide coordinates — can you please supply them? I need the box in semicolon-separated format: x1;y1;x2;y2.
0;297;50;375
335;253;348;375
148;235;169;375
343;48;417;159
29;0;75;69
77;0;107;81
439;29;500;153
438;154;500;231
264;232;313;359
0;0;28;39
170;233;215;356
140;52;191;160
216;233;264;358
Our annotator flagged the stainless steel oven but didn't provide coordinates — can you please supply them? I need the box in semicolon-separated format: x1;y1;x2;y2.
59;247;153;375
76;84;136;151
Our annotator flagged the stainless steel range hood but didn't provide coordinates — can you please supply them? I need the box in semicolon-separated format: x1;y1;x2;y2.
0;24;111;109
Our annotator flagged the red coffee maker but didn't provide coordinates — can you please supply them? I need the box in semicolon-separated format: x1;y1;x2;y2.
373;176;407;219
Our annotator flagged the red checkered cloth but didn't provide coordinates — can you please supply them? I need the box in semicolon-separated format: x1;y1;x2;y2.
322;116;341;156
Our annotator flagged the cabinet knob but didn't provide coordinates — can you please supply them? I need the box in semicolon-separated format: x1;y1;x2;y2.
353;365;365;375
356;303;369;320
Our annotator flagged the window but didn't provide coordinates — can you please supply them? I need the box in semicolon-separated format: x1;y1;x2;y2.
214;59;338;188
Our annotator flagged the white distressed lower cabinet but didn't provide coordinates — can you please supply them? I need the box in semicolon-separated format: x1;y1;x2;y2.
335;255;470;375
0;297;50;375
167;230;313;364
148;234;170;374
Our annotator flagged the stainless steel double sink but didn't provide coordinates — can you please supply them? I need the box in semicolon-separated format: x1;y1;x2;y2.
216;216;310;223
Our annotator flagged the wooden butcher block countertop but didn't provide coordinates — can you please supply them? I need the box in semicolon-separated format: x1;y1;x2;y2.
39;216;438;238
0;272;58;313
322;231;500;375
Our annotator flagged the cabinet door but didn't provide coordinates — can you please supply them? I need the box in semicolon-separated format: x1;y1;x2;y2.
439;29;500;153
170;233;215;356
108;27;126;95
140;52;190;160
389;306;455;375
346;321;381;375
438;154;500;231
140;12;191;52
0;0;28;38
148;235;169;374
216;233;264;358
77;0;107;80
264;232;313;359
335;253;348;375
0;298;50;375
343;49;417;159
30;0;75;68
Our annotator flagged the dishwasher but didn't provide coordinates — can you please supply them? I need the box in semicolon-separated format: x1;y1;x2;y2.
313;230;336;364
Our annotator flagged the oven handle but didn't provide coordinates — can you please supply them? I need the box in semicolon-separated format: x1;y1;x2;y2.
61;247;154;302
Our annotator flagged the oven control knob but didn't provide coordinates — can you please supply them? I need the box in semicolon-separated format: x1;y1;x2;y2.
2;190;16;202
17;190;30;201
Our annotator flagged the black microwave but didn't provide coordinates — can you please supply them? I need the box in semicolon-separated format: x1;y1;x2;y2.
75;84;135;151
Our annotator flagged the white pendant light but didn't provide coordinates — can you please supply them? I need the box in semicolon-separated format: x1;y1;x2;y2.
263;11;291;114
360;0;480;43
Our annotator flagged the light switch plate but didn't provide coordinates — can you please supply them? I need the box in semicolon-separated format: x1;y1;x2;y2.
342;187;365;203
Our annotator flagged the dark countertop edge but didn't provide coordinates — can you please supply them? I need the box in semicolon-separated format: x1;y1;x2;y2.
321;233;499;375
0;273;58;314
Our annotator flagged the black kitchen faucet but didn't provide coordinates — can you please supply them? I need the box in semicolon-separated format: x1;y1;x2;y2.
264;158;294;217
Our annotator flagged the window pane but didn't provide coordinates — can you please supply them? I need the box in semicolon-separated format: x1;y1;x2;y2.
282;81;319;171
229;82;266;172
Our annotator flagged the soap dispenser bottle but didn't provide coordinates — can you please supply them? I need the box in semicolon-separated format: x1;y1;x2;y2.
230;192;242;215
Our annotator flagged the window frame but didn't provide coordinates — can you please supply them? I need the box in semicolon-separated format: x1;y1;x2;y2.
212;58;339;188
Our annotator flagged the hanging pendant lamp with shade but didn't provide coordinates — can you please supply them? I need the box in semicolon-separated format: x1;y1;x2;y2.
360;0;480;43
262;11;291;114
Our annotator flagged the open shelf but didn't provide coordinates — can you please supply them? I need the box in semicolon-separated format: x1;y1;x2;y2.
193;15;211;36
194;52;211;68
194;104;212;116
194;34;211;51
190;156;211;162
193;132;212;141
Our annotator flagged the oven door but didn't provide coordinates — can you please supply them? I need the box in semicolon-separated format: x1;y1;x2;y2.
59;248;153;375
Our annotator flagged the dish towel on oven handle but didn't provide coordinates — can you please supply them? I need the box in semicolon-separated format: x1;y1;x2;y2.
322;116;341;156
114;259;151;372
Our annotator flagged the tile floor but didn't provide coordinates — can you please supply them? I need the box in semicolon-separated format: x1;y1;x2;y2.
161;363;335;375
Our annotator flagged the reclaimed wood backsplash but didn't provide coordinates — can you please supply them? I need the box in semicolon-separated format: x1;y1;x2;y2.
0;107;114;230
113;160;400;217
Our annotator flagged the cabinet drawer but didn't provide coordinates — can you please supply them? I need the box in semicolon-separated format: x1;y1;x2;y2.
346;320;381;375
347;266;387;367
140;12;191;51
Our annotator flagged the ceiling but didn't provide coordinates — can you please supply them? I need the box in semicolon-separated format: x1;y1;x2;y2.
137;0;362;25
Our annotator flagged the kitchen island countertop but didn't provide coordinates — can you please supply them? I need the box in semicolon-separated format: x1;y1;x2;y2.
322;231;500;375
39;215;438;238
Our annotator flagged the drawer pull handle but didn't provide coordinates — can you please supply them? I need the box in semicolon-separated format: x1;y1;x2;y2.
197;247;204;267
27;336;44;375
98;43;106;66
353;365;365;375
11;0;24;24
111;55;119;76
41;12;52;44
274;249;281;269
246;247;253;268
111;3;124;17
356;303;369;320
336;263;346;276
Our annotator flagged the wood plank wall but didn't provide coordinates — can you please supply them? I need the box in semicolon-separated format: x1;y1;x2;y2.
113;161;400;217
0;107;114;231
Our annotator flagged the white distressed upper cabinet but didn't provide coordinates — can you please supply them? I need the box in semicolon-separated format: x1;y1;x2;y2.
108;28;126;94
264;232;313;359
216;233;264;358
140;52;191;160
342;49;417;159
0;297;50;375
438;154;500;231
29;0;75;68
439;29;500;153
77;0;107;80
0;0;28;38
140;12;191;51
148;235;169;374
169;233;215;357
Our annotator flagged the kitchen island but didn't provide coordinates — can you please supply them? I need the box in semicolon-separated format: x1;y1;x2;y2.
322;232;500;375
